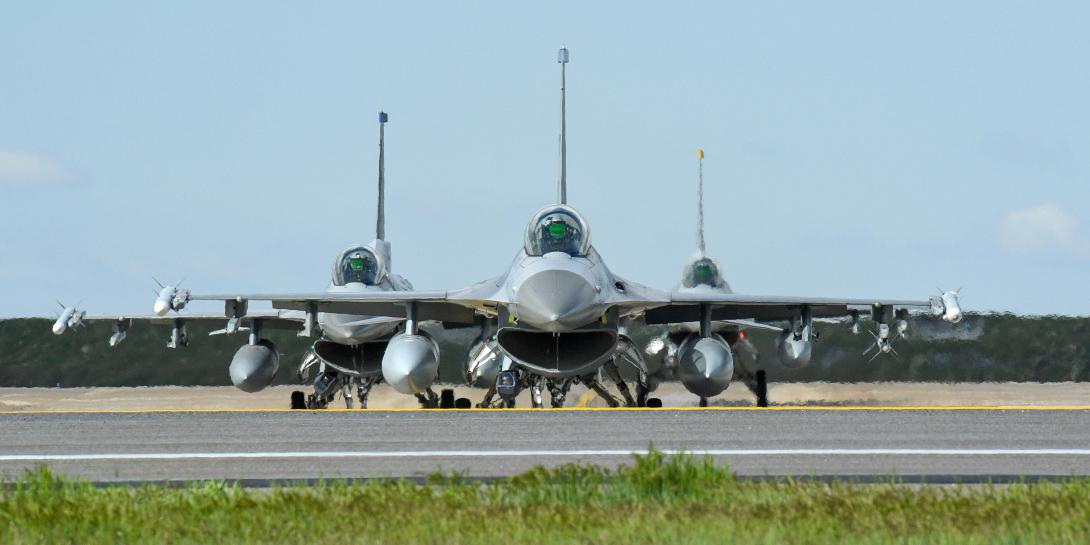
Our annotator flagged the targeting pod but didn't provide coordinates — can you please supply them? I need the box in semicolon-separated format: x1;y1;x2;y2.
778;307;814;368
465;338;504;389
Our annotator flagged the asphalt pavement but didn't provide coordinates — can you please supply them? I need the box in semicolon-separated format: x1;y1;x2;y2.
1;408;1088;482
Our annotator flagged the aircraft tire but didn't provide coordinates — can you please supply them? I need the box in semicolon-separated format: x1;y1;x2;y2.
290;391;306;410
645;398;663;408
454;397;472;409
755;370;768;407
439;388;456;409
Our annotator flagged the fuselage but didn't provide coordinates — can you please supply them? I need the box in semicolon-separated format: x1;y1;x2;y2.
303;241;414;381
318;274;411;345
494;247;624;379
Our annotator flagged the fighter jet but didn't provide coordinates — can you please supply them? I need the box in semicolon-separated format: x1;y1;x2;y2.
179;48;964;409
640;146;964;406
54;112;447;409
638;149;784;407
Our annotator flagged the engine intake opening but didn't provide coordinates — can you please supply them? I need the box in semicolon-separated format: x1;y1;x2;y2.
497;328;617;377
313;339;386;376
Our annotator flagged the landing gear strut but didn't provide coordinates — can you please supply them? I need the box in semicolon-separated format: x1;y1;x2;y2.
734;359;768;407
582;374;622;407
547;378;573;408
733;335;769;407
414;388;440;408
603;359;637;407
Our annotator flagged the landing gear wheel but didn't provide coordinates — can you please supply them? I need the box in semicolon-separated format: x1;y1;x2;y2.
645;397;663;408
455;397;472;409
699;397;709;408
306;394;328;409
503;399;516;408
290;390;306;410
755;370;768;407
440;388;456;409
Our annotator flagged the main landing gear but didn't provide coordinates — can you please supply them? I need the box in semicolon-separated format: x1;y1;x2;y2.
732;364;768;407
294;373;383;410
478;370;576;408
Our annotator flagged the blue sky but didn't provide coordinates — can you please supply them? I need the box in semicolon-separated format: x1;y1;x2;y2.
1;1;1088;317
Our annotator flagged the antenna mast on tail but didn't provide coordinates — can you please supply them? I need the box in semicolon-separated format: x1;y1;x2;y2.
697;148;706;255
557;47;569;205
376;111;388;240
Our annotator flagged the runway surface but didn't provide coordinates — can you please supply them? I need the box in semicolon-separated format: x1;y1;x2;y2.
2;408;1089;482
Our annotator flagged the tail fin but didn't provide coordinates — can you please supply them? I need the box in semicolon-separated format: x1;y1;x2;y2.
557;47;569;205
697;148;706;255
376;111;388;241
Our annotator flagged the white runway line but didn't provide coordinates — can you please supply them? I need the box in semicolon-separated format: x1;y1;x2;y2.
4;449;1090;462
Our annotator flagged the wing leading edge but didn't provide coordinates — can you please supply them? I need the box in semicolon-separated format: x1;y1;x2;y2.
644;292;932;324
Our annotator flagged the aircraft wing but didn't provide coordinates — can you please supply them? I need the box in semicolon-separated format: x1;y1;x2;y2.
189;289;487;324
85;310;310;331
602;275;672;316
659;318;786;336
643;292;932;324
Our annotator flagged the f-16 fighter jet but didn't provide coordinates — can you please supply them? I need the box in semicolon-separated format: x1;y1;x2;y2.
54;113;445;409
640;146;963;406
180;48;963;409
638;149;784;407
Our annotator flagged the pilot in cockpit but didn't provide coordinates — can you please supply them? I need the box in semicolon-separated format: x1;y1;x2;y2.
525;207;590;257
340;250;378;285
540;215;581;254
684;257;721;288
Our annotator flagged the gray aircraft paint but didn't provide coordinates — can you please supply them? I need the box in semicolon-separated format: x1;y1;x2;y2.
182;48;965;407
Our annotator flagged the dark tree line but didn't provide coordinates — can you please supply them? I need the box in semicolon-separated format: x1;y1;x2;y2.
0;314;1086;387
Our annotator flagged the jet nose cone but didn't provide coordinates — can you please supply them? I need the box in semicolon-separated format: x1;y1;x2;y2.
51;321;66;335
514;268;600;330
153;299;170;316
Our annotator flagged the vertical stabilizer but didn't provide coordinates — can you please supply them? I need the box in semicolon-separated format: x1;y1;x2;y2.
697;148;705;255
557;47;569;204
376;111;388;241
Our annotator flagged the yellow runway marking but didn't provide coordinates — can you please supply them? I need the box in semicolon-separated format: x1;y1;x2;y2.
3;406;1090;415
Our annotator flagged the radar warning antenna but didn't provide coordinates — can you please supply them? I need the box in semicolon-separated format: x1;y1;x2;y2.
557;46;569;205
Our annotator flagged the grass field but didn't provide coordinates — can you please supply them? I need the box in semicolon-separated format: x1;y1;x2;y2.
3;452;1089;544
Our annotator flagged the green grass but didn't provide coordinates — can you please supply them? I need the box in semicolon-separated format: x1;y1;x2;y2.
3;452;1090;544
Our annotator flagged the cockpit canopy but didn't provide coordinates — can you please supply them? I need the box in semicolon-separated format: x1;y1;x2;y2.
681;256;724;289
524;205;591;257
332;246;385;286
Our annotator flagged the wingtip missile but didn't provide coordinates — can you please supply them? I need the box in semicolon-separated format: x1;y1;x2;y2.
51;301;85;335
152;280;190;316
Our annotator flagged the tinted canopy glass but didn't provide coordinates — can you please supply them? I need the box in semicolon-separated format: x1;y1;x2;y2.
681;256;723;288
524;205;591;256
332;246;384;286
